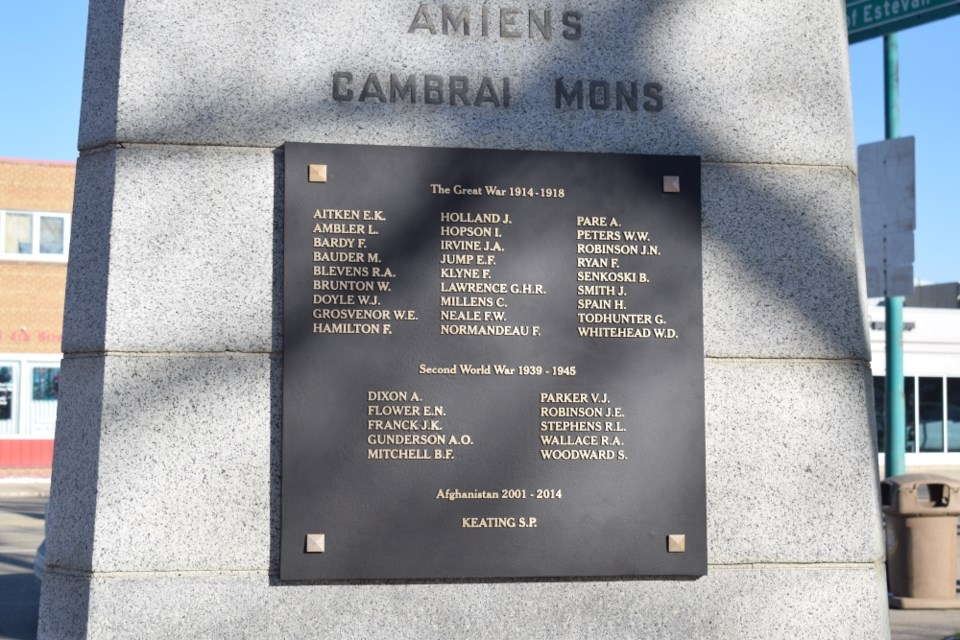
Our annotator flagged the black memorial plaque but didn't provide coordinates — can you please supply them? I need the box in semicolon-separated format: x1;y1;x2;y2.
281;142;705;581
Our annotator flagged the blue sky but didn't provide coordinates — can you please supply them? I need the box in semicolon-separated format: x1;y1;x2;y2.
1;3;957;283
0;2;87;162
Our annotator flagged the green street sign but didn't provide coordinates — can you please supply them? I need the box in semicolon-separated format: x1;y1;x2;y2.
847;0;960;43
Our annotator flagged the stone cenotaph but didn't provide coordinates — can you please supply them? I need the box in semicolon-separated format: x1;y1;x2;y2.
40;0;889;637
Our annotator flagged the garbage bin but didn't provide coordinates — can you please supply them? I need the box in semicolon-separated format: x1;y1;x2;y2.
882;474;960;609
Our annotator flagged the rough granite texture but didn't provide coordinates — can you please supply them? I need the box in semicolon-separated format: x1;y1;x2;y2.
61;150;115;353
705;360;884;565
40;565;889;639
78;0;855;168
62;146;280;354
50;354;277;574
41;0;888;637
702;164;869;360
45;356;105;575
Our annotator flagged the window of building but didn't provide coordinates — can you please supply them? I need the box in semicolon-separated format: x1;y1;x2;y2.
872;376;916;452
874;375;960;455
1;210;70;261
32;367;59;400
949;378;960;453
919;377;944;452
905;376;916;453
0;364;19;435
27;365;58;436
0;361;60;437
873;377;886;452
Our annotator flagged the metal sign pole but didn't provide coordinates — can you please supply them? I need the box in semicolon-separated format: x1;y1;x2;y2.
883;32;906;478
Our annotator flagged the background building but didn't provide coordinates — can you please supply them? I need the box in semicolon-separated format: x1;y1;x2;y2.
869;282;960;474
0;158;73;467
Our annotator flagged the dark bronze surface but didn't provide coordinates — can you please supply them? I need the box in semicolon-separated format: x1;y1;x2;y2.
281;142;705;581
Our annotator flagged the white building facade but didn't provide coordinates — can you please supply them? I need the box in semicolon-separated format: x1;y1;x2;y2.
868;301;960;470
